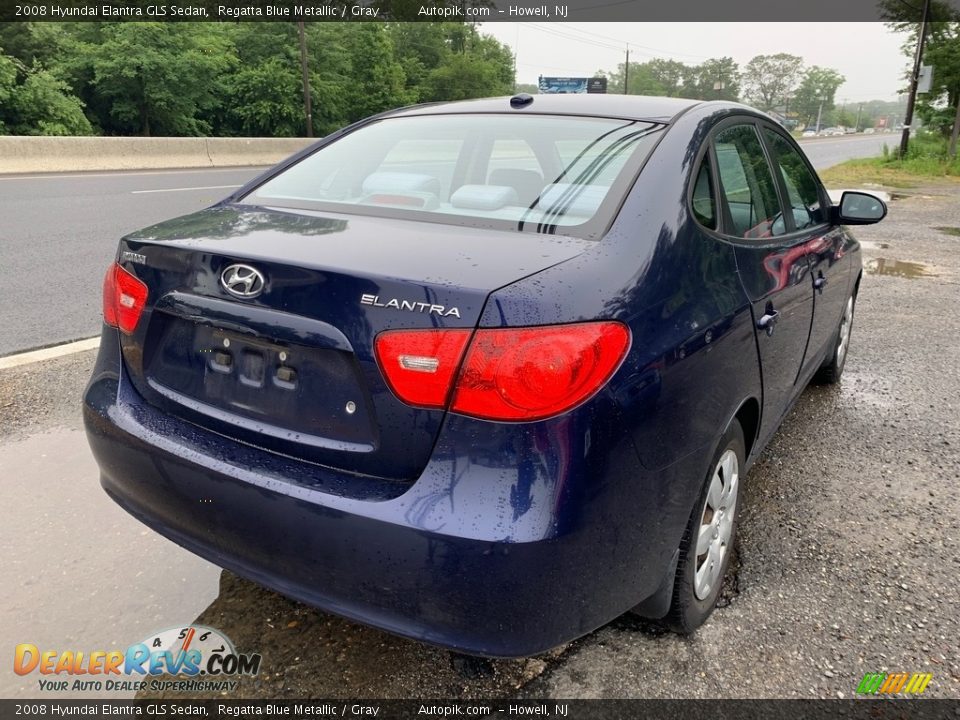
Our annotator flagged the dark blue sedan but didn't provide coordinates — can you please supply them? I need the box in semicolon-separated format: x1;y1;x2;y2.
84;95;886;657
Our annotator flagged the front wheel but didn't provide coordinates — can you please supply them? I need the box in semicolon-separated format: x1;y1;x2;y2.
815;293;855;384
666;420;745;634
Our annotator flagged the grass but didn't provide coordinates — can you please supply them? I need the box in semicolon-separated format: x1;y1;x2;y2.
933;226;960;237
818;132;960;189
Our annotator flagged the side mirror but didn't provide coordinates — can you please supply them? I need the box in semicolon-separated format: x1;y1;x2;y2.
831;191;887;225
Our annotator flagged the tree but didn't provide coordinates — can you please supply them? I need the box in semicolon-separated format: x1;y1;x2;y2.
423;52;508;101
882;0;960;150
227;58;304;137
644;59;690;97
741;53;804;112
792;66;845;126
0;51;16;134
338;24;413;124
77;23;236;136
682;57;740;100
0;43;91;136
602;61;667;96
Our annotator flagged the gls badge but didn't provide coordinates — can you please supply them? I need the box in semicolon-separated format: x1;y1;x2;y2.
360;293;461;318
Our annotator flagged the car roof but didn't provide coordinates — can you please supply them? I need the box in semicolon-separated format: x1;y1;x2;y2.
388;94;704;124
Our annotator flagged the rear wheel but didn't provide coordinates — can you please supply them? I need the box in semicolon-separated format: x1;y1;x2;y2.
666;420;744;634
815;293;855;384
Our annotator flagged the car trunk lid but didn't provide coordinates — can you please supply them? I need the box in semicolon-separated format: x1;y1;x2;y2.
117;205;591;481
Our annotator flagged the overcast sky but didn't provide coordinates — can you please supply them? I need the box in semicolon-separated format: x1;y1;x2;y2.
481;23;911;103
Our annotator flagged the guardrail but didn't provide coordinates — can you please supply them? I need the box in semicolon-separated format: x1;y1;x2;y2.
0;136;316;174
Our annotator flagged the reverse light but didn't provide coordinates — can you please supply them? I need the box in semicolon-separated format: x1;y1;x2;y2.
102;262;148;334
375;329;473;409
374;322;630;422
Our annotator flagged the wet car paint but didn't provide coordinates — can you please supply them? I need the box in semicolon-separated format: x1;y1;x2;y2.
83;97;864;656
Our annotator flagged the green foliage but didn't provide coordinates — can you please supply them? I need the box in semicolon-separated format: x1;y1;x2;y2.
685;57;740;101
882;1;960;139
83;23;236;136
7;69;92;135
0;43;92;136
874;131;960;175
600;56;740;101
792;66;845;125
0;21;515;138
741;53;804;112
227;58;304;137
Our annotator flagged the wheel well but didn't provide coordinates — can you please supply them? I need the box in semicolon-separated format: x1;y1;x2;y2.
734;398;760;460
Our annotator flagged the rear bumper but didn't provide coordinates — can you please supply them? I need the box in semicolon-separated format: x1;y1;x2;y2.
83;329;701;657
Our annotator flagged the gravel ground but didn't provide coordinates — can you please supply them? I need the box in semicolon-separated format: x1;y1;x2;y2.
3;182;958;700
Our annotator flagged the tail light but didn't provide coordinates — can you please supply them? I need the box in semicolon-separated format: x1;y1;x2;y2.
375;322;629;421
374;329;472;409
102;262;148;334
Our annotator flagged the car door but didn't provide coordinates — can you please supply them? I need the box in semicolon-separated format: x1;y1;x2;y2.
711;120;815;443
760;125;852;377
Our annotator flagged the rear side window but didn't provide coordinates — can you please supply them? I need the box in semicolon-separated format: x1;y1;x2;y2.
714;125;785;239
691;153;716;230
762;129;825;231
243;114;663;239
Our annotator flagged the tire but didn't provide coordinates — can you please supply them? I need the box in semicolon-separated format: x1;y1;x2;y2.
666;420;745;634
815;293;855;385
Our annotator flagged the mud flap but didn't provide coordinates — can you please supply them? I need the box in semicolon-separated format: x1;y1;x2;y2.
630;548;679;619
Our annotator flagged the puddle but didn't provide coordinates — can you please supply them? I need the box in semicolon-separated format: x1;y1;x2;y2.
865;257;933;279
933;226;960;237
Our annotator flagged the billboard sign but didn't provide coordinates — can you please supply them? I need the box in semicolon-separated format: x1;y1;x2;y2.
538;76;607;94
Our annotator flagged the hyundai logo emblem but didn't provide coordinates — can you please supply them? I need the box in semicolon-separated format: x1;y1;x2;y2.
220;263;265;299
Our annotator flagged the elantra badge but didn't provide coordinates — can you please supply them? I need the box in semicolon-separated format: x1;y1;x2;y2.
221;264;265;299
360;293;461;318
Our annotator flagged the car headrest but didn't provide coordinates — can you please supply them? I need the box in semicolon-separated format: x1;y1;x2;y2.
488;168;544;204
362;172;441;196
450;185;520;211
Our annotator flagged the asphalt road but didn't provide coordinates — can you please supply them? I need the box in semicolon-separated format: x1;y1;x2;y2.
0;133;895;357
2;177;957;699
0;166;267;356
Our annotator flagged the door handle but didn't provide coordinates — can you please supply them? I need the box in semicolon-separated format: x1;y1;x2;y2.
757;306;779;337
814;273;828;294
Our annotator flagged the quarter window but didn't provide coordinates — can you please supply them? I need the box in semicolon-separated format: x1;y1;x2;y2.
714;125;785;239
691;153;716;230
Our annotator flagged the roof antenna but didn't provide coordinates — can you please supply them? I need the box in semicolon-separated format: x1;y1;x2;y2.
510;93;534;109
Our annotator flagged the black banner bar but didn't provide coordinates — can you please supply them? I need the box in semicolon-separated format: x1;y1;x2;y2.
2;0;959;22
1;700;958;720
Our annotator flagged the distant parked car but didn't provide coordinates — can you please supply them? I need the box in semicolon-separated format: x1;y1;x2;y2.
84;95;888;657
863;128;875;134
820;127;845;137
801;128;819;138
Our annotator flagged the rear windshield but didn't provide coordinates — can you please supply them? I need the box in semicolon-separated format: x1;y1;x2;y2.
242;113;663;239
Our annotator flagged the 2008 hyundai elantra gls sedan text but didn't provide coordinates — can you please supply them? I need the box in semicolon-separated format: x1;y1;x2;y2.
84;95;886;657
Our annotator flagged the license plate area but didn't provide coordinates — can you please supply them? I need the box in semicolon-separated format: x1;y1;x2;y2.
144;316;376;450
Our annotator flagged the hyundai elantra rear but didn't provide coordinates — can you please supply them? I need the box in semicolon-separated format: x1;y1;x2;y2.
84;95;766;656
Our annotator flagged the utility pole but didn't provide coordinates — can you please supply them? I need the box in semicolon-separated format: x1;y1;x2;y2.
623;45;630;95
899;0;931;158
297;21;313;138
815;97;824;133
856;103;863;132
949;96;960;158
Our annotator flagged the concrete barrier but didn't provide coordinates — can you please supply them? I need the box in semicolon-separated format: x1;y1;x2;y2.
0;136;316;174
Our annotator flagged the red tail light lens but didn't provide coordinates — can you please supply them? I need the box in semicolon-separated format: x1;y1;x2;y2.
453;323;630;420
102;262;148;334
374;329;473;409
375;322;630;421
